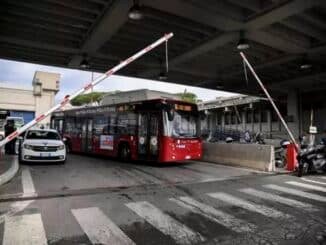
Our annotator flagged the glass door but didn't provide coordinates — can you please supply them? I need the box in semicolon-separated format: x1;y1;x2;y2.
81;118;93;152
138;113;159;160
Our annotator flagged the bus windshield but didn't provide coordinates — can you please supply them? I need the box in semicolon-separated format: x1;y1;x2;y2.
165;111;197;138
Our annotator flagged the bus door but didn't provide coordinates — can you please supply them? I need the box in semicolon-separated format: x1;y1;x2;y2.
138;113;159;160
81;118;93;153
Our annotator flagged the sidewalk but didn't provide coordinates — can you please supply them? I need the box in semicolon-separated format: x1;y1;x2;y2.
0;154;19;186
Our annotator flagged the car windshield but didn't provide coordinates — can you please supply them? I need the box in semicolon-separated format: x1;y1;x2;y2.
165;111;197;138
26;130;60;140
14;119;24;128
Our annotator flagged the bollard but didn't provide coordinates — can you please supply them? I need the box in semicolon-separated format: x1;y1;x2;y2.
286;143;298;171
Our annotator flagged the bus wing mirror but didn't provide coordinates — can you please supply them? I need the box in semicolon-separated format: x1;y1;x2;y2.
199;110;207;120
167;108;175;121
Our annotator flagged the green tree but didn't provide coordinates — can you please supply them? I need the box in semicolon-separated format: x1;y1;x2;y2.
70;92;106;106
176;90;198;103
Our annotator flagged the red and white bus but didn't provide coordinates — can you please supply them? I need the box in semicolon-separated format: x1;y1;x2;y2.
51;99;202;162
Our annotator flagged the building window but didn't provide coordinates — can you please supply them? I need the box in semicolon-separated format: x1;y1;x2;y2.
254;110;260;123
231;112;237;125
271;110;278;122
246;111;252;123
261;111;268;123
225;113;230;125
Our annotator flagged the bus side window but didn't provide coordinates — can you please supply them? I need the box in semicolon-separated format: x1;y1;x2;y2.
117;114;128;135
94;116;107;136
109;115;116;134
58;120;64;134
127;112;137;135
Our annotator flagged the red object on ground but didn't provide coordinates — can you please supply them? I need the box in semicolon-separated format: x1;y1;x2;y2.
287;143;298;171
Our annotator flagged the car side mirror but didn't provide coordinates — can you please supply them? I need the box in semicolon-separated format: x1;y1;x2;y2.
62;137;67;142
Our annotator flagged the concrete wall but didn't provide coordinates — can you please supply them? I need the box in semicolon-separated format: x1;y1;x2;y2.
202;142;275;172
102;89;181;105
0;86;35;111
0;71;60;127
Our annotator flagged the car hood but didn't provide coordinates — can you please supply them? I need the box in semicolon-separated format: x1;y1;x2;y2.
23;139;64;146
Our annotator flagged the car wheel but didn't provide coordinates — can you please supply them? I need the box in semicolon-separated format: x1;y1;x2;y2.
119;144;131;162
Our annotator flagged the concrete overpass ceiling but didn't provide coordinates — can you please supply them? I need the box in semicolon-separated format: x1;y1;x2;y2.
0;0;326;96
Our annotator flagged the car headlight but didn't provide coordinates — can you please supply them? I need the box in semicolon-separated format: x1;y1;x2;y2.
23;144;33;150
58;145;65;150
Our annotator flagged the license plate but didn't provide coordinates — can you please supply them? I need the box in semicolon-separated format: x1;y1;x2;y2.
40;153;51;157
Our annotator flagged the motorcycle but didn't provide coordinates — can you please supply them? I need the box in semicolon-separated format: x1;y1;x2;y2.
297;139;326;177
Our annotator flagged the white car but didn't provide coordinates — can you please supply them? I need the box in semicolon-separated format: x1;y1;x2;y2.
19;129;66;164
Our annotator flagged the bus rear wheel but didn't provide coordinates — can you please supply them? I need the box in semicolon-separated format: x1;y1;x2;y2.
119;144;131;162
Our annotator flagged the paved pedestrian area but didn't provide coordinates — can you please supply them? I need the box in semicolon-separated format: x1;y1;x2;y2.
0;155;325;244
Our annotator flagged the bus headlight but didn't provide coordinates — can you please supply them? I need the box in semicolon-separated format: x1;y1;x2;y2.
58;145;65;150
23;144;33;150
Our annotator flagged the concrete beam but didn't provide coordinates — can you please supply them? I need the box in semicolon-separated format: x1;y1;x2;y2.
142;0;242;31
270;71;326;91
139;32;238;78
68;0;133;67
0;36;78;54
141;0;318;78
244;0;318;30
221;44;326;80
281;17;326;41
226;0;261;12
247;31;307;53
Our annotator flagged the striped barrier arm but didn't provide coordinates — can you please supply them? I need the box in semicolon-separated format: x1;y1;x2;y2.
0;33;174;148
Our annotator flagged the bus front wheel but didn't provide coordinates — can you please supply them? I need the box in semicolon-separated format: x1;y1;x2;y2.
119;143;131;162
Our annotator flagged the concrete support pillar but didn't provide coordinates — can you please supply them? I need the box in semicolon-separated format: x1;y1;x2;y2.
221;113;225;129
267;110;272;137
241;111;246;131
287;90;300;139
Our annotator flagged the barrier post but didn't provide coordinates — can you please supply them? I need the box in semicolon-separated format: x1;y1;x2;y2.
286;143;298;171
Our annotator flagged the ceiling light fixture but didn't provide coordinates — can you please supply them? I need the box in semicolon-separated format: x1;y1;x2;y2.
128;0;143;20
237;31;250;50
300;56;312;70
158;70;168;80
80;54;90;69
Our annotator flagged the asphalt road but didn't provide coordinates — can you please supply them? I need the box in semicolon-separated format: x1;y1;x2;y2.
0;154;325;245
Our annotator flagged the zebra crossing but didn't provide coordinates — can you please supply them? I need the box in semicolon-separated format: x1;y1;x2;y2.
2;178;325;245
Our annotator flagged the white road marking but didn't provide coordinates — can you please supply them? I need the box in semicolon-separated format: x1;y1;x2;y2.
3;213;47;245
170;196;256;233
208;192;290;218
240;188;318;212
126;201;204;245
0;200;35;223
71;207;135;245
301;178;326;186
264;184;326;202
286;181;326;193
0;168;36;224
318;176;326;180
22;168;36;195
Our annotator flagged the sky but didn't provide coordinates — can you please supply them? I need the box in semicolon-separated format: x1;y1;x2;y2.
0;58;237;102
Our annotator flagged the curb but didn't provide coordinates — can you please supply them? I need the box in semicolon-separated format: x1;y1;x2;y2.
0;157;19;186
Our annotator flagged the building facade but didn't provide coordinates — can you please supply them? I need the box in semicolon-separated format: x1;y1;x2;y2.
198;94;326;141
0;71;60;127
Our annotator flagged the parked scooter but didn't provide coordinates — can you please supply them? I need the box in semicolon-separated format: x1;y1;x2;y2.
297;138;326;177
275;139;290;168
